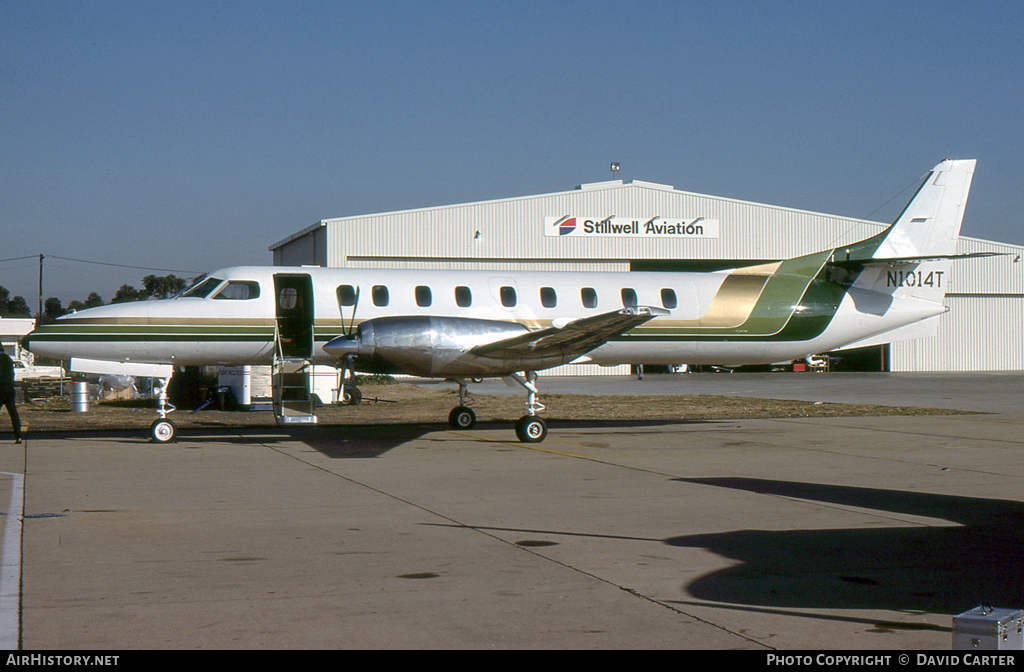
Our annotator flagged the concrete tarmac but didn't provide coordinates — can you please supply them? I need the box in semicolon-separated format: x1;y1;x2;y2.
4;373;1024;649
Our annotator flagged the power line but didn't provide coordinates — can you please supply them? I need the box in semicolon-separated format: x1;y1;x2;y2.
2;254;197;275
1;255;201;313
44;255;199;275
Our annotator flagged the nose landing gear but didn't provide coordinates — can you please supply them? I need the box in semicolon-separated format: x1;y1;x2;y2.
447;378;477;429
150;376;177;443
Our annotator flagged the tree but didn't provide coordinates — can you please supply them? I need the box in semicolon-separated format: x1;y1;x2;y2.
111;284;142;303
112;275;187;303
42;273;190;311
67;292;104;313
5;296;30;317
142;274;187;300
43;297;66;322
0;286;27;317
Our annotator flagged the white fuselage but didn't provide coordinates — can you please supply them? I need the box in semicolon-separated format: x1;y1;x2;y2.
26;262;946;372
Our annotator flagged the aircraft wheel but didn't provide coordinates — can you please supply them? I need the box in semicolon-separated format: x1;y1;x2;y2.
150;418;176;444
448;406;476;430
515;415;547;443
341;386;362;406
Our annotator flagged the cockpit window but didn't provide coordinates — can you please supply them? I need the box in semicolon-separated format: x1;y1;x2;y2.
213;281;261;300
179;277;224;298
176;275;207;297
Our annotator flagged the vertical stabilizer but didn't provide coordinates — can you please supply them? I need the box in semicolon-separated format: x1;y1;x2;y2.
873;159;976;259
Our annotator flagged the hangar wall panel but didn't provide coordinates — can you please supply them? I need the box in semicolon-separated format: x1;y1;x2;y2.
317;182;889;270
891;296;1024;371
949;239;1024;294
273;226;326;267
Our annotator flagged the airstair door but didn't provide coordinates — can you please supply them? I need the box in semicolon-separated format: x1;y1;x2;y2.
272;274;317;424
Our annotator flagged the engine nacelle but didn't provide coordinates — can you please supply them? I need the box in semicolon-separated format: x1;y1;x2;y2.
324;316;559;377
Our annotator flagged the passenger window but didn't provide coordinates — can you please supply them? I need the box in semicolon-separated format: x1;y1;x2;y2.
372;285;389;307
415;285;432;307
337;285;357;307
621;288;638;308
581;287;598;309
278;287;297;310
540;287;557;308
661;288;677;310
213;281;260;300
500;286;517;307
455;286;472;307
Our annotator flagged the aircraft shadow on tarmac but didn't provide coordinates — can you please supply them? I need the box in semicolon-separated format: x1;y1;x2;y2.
290;419;702;457
668;478;1024;615
18;419;709;458
19;425;438;459
294;424;442;458
182;424;442;458
297;419;719;456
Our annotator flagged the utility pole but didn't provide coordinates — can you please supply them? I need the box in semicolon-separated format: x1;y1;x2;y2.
38;254;44;323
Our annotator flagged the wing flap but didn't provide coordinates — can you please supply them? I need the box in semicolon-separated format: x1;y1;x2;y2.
471;306;668;359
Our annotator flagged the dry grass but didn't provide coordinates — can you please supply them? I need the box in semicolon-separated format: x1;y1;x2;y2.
4;382;967;435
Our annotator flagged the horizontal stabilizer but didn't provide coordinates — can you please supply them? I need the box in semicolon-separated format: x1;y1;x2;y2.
833;251;1003;270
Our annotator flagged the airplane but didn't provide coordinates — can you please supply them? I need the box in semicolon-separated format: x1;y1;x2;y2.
23;159;986;444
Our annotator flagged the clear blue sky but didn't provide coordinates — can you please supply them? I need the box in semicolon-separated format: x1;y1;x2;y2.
2;0;1021;306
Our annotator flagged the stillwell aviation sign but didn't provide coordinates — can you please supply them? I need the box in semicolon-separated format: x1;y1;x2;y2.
544;216;720;238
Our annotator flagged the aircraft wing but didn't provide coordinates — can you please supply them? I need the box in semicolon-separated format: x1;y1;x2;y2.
470;306;668;360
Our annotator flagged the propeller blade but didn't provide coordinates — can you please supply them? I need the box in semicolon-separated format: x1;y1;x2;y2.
348;287;360;337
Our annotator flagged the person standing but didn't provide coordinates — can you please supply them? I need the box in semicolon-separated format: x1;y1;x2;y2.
0;351;22;444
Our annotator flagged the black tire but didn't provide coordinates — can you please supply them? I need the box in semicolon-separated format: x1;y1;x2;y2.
514;415;547;443
448;406;476;430
150;418;176;443
341;386;362;406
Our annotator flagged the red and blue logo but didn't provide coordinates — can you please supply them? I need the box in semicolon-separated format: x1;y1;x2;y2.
554;216;577;236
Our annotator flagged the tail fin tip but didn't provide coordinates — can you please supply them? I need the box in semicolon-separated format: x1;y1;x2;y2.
873;159;976;259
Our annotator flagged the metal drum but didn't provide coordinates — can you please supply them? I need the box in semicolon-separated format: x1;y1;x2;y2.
71;381;89;413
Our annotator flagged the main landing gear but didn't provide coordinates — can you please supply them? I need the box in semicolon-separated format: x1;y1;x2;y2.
446;372;547;443
509;372;547;443
149;375;177;443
